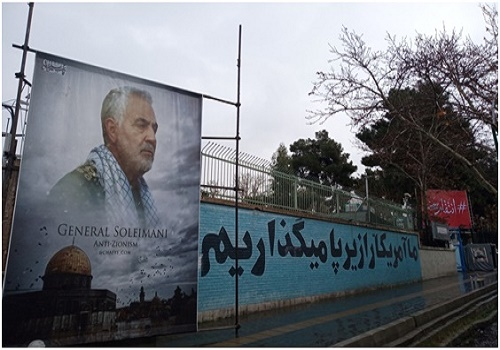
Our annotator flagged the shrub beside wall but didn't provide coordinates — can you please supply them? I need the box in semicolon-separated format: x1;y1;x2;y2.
198;202;422;322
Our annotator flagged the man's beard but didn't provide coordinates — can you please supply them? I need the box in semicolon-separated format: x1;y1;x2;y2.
138;143;155;173
139;156;154;173
116;140;155;177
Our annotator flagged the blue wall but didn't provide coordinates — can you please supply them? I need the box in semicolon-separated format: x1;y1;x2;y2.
198;202;421;313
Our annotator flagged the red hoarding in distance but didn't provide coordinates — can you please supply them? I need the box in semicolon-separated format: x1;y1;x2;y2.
426;190;472;229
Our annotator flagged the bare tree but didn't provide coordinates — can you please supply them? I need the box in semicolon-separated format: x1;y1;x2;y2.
308;4;498;195
201;180;221;199
238;172;267;199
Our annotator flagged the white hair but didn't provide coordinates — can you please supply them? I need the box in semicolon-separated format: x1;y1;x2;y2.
101;86;153;143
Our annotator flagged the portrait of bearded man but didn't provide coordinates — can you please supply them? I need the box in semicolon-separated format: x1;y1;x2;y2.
49;86;161;228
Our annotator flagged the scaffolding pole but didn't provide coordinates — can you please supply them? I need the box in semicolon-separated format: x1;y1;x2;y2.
3;2;34;213
201;24;242;338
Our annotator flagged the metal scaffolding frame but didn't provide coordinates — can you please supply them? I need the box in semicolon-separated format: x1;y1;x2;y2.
2;2;34;213
201;25;243;337
3;3;244;339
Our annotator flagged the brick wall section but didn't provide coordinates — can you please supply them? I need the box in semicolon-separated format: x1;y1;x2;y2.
198;201;422;322
2;159;20;271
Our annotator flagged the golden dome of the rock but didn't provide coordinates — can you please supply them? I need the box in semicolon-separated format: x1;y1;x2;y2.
45;245;92;276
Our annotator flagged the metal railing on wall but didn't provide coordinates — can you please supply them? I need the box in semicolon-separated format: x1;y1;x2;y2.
201;141;415;231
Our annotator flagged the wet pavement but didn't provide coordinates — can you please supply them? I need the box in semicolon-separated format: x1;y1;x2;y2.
154;271;497;347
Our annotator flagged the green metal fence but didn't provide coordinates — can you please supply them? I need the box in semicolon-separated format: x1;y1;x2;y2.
201;142;415;231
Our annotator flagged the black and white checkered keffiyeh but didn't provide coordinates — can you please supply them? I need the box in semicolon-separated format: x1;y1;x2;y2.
87;144;161;227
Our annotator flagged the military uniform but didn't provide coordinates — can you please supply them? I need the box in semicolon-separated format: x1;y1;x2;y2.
48;144;161;227
48;162;105;221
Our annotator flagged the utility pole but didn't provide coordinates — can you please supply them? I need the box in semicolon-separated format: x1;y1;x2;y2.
2;2;34;213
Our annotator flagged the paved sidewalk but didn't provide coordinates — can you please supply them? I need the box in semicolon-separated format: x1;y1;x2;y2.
155;271;497;347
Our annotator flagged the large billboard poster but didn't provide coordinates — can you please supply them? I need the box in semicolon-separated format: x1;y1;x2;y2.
426;190;472;229
3;52;202;346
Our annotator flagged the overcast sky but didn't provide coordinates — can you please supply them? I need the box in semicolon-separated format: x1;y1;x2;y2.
2;1;493;176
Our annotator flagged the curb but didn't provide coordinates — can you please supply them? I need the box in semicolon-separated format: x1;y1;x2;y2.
332;282;498;347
